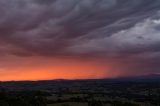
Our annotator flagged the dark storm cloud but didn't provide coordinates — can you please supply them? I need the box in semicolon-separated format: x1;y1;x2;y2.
0;0;160;60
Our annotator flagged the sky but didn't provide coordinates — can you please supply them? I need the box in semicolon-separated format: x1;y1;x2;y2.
0;0;160;81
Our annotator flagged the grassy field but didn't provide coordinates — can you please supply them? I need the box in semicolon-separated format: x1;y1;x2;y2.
47;102;112;106
0;79;159;106
47;102;88;106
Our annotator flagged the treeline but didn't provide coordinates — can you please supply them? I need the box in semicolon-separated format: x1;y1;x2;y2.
0;91;139;106
0;90;159;106
0;91;48;106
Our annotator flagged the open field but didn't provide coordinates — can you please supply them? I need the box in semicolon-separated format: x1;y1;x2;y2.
0;78;160;106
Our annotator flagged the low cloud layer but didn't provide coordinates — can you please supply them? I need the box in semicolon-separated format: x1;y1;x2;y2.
0;0;160;77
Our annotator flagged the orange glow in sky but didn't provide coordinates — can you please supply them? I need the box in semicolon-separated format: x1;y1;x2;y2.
0;56;112;81
0;66;106;81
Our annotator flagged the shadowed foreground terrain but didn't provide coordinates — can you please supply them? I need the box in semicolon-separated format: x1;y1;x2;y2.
0;77;160;106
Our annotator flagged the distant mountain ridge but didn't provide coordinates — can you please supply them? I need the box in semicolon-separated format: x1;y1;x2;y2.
115;73;160;82
1;73;160;82
0;74;160;91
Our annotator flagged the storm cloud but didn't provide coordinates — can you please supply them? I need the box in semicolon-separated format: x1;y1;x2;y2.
0;0;160;77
